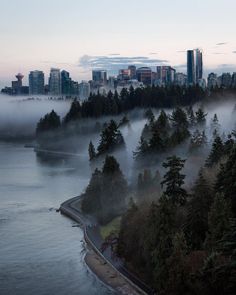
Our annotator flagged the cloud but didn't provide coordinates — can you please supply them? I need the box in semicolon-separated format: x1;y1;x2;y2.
177;50;186;53
78;55;169;74
149;52;158;55
216;42;227;46
233;51;236;54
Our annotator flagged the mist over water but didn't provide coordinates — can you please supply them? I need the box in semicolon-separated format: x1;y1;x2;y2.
0;142;114;295
0;94;71;138
0;93;236;294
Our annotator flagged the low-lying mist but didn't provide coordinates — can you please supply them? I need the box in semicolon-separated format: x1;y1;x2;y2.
1;92;236;195
0;94;71;139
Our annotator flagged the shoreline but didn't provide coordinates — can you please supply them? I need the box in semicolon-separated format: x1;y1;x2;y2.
85;247;141;295
60;197;150;295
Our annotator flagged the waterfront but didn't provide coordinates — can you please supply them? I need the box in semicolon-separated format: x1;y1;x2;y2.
0;142;113;295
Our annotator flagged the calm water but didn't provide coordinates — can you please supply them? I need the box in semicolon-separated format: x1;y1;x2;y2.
0;142;113;295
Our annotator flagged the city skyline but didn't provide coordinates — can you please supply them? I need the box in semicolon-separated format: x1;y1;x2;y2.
0;0;236;88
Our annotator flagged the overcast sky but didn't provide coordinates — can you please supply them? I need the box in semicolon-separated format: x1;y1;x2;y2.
0;0;236;86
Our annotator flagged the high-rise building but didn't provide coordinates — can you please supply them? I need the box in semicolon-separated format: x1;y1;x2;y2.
156;66;176;86
187;49;203;86
92;70;107;85
128;65;137;79
207;73;218;89
118;69;131;81
29;71;45;95
195;49;203;81
49;68;61;95
136;67;152;86
61;70;71;95
232;73;236;88
187;50;195;86
220;73;232;88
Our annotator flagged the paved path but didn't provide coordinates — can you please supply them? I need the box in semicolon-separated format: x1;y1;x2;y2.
60;197;154;295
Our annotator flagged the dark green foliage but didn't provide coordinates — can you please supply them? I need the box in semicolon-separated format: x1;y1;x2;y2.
63;100;81;123
170;107;189;129
215;145;236;216
133;137;149;160
161;156;188;206
144;108;155;123
170;108;190;146
36;110;61;135
88;141;96;161
81;156;128;223
185;170;213;249
224;134;235;155
195;107;207;126
117;128;236;294
205;136;225;167
146;197;176;290
60;85;207;121
97;120;125;156
205;193;232;251
165;231;189;295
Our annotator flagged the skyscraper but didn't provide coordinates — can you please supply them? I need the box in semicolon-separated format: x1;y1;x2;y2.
128;65;137;79
156;66;176;86
29;71;45;95
195;49;203;81
187;50;195;86
187;49;203;86
49;68;61;95
61;70;71;95
92;70;107;85
136;67;152;86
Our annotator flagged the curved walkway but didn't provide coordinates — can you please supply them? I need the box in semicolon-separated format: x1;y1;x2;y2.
60;197;154;295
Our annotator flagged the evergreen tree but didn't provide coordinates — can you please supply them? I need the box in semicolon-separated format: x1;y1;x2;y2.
215;145;236;215
145;196;176;291
97;120;125;156
224;134;235;155
63;100;81;123
211;113;220;135
165;231;189;295
195;107;207;126
185;170;213;249
170;108;190;146
88;141;96;161
205;193;232;251
36;110;61;135
144;108;155;123
205;136;225;167
82;156;128;223
133;137;149;159
161;156;188;206
170;107;189;128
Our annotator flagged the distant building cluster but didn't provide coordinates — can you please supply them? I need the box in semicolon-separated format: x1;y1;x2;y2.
1;49;236;98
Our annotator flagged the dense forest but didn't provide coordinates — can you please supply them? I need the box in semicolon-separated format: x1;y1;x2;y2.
36;85;236;294
36;85;236;138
